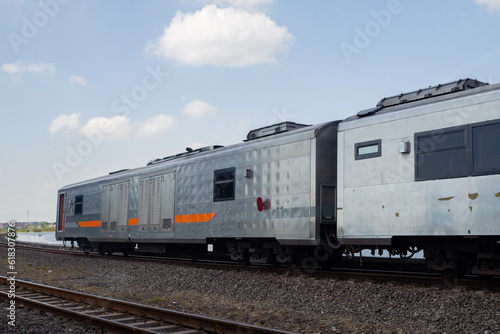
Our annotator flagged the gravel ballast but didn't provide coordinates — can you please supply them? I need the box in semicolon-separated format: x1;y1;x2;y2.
1;247;499;333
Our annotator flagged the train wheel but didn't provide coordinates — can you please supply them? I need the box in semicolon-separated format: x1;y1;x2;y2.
274;245;296;266
98;244;106;256
228;242;249;265
426;247;467;278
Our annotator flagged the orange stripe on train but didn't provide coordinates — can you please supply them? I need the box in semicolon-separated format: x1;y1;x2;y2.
78;220;101;227
175;213;216;223
128;218;138;225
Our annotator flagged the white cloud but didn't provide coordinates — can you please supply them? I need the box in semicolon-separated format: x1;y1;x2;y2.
50;113;176;140
146;4;293;67
81;116;132;140
69;75;88;86
1;60;55;74
49;113;81;137
202;0;273;10
183;100;217;118
137;114;175;138
475;0;500;12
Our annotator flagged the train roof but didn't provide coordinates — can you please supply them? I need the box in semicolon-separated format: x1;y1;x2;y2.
60;120;340;190
340;79;500;130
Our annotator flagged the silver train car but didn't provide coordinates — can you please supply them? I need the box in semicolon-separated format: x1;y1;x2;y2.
56;78;500;276
337;79;500;276
56;120;340;265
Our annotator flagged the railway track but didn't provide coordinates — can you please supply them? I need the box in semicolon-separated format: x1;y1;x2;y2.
2;241;499;290
0;276;293;334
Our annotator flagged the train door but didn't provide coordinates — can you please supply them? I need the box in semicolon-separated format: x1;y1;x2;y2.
57;193;65;232
138;171;175;233
101;181;130;233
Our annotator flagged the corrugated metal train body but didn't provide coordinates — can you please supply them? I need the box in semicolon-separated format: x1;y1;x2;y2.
56;121;339;247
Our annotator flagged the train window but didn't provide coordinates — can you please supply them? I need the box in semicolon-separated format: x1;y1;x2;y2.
355;139;381;160
74;195;83;215
415;127;467;181
214;168;235;201
471;121;500;175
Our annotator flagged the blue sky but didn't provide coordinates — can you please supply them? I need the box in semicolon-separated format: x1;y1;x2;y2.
1;0;500;222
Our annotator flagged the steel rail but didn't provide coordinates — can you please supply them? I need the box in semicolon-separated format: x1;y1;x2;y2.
2;241;499;290
0;276;294;334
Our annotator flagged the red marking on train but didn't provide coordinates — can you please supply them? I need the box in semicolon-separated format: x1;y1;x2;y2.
257;197;264;211
257;197;271;211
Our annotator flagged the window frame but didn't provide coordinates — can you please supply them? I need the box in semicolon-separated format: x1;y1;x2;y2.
414;125;468;181
470;119;500;177
354;139;382;160
213;167;236;202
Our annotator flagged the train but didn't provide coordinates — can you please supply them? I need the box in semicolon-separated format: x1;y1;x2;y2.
56;78;500;277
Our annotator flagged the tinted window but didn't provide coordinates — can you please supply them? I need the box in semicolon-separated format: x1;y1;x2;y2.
416;148;467;180
75;195;83;215
214;168;235;201
415;127;467;181
417;130;465;152
355;139;381;160
358;144;378;155
472;122;500;175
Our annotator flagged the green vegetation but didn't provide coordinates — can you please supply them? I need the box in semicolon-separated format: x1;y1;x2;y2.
1;222;55;233
17;227;55;233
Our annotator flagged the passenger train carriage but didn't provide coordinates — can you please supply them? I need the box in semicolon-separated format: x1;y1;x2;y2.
56;79;500;276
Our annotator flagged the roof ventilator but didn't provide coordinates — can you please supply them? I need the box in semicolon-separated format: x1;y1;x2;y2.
245;121;309;141
357;78;488;118
109;169;130;175
147;145;224;165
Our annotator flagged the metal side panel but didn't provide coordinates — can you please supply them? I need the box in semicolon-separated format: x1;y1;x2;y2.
60;182;102;240
173;138;315;241
340;175;500;241
338;91;500;244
